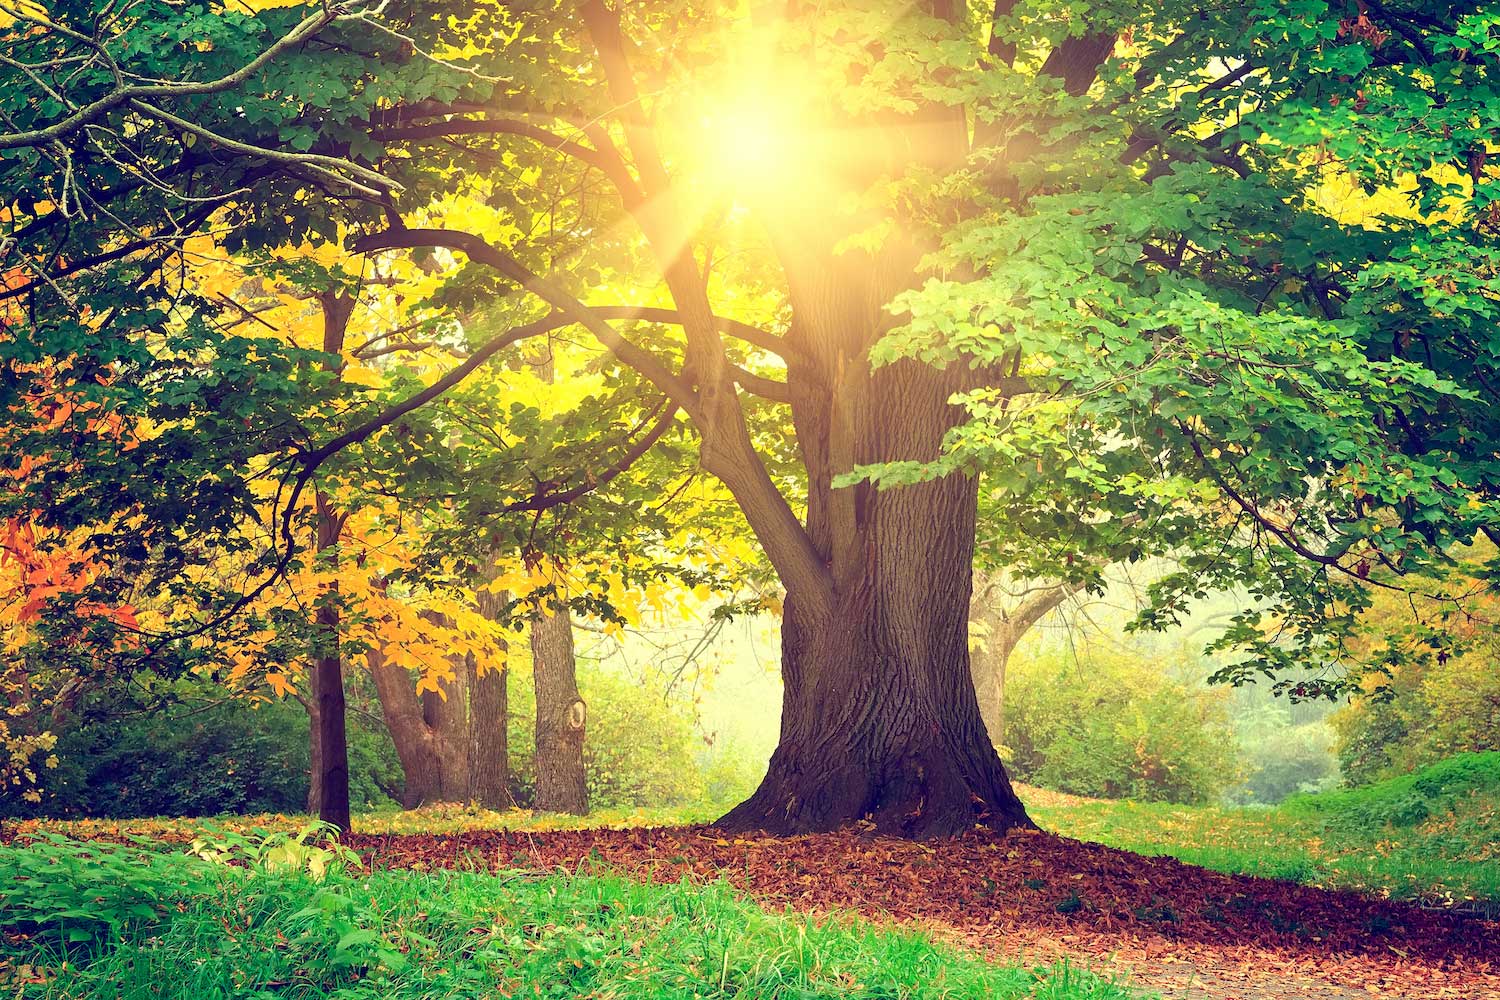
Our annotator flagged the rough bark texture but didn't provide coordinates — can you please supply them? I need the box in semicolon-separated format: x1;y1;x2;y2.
312;490;351;831
305;693;322;814
368;644;445;807
716;356;1031;838
530;605;587;814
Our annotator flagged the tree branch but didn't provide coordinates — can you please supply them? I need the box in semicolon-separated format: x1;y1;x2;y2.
349;227;701;413
0;2;348;151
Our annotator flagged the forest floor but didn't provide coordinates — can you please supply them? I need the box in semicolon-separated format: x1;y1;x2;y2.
333;823;1497;1000
11;757;1498;998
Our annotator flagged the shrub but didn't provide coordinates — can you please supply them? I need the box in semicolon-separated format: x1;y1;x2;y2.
1285;750;1500;829
1005;645;1240;804
3;677;399;820
1332;637;1500;787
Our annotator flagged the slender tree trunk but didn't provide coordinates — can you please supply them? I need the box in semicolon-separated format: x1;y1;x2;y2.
310;289;356;833
969;624;1012;748
968;573;1089;747
470;583;513;809
305;694;322;814
530;604;587;814
312;490;351;831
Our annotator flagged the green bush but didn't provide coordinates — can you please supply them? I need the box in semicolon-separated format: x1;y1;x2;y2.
3;677;399;820
1005;645;1240;804
1332;636;1500;787
1285;750;1500;829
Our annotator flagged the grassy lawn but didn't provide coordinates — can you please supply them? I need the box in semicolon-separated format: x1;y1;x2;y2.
1024;752;1500;907
0;834;1143;1000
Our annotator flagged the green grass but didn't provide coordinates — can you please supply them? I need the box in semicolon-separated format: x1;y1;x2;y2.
1026;752;1500;906
0;834;1147;999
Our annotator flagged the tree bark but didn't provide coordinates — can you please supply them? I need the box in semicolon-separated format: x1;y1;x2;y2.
304;693;321;814
312;490;351;831
366;573;514;809
367;644;444;807
420;613;473;799
968;574;1093;746
529;603;587;814
716;406;1031;838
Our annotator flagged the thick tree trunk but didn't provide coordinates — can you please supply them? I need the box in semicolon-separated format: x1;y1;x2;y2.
367;645;444;807
530;605;587;814
421;619;473;799
692;187;1039;837
717;450;1031;838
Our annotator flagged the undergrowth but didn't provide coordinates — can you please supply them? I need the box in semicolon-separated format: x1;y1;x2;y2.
1027;752;1500;906
0;831;1147;999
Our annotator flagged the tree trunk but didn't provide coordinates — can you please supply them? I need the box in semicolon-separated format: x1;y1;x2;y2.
470;583;513;809
309;289;356;833
968;572;1089;747
366;576;513;809
367;644;444;808
717;442;1031;838
577;0;1111;839
969;626;1012;748
421;617;473;799
530;604;587;814
312;490;351;832
305;693;321;814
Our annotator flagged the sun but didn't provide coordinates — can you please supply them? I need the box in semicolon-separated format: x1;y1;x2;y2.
700;92;807;195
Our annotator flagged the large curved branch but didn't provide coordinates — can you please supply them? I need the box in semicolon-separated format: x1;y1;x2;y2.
584;305;806;366
371;117;644;204
472;399;679;518
350;227;700;414
298;311;577;472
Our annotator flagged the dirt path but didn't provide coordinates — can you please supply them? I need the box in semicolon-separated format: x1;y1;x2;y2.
342;825;1499;1000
